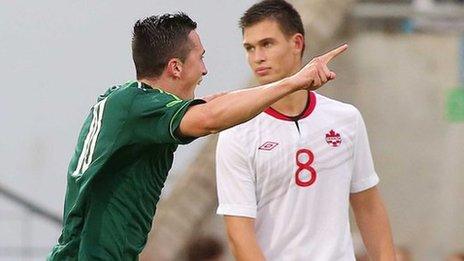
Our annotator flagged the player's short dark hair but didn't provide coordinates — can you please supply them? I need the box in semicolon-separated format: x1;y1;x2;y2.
132;12;197;79
240;0;305;55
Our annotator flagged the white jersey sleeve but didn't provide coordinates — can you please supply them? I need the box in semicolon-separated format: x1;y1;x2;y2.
216;129;257;218
350;110;379;193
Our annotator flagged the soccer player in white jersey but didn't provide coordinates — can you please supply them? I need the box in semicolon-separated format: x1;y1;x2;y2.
215;1;396;260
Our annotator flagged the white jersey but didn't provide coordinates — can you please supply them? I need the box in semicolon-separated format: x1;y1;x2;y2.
216;91;379;261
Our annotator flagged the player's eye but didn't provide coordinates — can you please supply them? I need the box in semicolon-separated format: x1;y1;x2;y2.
245;46;254;52
263;41;272;48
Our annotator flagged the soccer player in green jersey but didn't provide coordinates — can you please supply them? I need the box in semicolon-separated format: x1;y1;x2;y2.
48;12;347;260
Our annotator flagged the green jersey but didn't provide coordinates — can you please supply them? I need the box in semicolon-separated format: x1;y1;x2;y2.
48;81;204;260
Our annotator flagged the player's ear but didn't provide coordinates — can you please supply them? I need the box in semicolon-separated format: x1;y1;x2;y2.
166;58;183;79
292;33;304;56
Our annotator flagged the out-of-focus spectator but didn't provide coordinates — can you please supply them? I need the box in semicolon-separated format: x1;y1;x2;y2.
446;252;464;261
186;235;225;261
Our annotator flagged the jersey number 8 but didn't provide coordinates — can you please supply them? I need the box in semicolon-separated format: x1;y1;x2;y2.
295;148;317;187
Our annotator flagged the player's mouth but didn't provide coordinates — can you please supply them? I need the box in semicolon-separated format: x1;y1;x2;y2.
255;67;271;76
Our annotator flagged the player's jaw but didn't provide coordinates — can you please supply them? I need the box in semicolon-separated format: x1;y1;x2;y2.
196;75;204;86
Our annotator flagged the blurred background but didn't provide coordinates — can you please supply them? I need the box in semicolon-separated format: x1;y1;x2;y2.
1;0;463;260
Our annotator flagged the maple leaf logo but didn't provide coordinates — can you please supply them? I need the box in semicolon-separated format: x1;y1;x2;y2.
325;129;342;147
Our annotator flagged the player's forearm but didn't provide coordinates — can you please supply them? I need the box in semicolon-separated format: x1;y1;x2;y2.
355;204;395;260
227;229;266;261
351;190;396;261
208;78;297;131
180;77;299;137
224;216;266;261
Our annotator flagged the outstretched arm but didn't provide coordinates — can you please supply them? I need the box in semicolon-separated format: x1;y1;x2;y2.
178;44;348;138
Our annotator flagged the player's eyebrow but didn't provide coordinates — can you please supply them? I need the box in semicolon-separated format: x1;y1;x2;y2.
202;50;205;55
258;38;275;45
243;37;275;48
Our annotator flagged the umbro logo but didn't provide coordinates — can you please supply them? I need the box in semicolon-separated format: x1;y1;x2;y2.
258;141;279;151
325;129;342;147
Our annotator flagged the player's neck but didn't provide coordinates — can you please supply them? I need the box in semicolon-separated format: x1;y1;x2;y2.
270;90;309;117
269;63;308;117
139;78;187;99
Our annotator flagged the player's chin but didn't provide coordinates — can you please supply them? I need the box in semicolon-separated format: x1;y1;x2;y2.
256;74;277;85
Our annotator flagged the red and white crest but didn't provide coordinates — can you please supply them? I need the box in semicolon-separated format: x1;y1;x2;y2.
325;130;342;147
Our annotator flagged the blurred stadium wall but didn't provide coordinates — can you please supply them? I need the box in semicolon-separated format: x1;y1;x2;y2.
142;1;464;261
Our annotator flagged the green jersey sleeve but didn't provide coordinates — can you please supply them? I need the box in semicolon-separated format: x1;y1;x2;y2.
128;87;205;145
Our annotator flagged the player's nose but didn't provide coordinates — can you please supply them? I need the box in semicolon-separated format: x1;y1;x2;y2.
254;48;266;63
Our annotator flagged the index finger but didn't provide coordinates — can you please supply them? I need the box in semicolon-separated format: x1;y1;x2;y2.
320;44;348;64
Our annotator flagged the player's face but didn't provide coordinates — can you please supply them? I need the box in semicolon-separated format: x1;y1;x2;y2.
243;19;302;84
180;30;208;99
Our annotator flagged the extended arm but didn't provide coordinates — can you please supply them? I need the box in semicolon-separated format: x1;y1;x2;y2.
179;44;348;137
179;77;296;137
350;186;396;261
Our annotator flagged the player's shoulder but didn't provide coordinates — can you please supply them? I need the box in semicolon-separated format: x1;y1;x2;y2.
218;115;258;143
98;81;137;105
314;92;362;118
105;81;181;110
103;81;169;100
